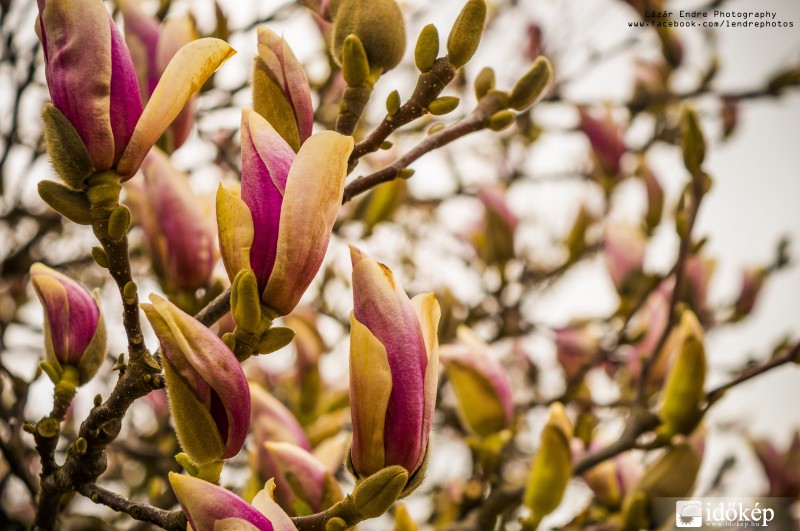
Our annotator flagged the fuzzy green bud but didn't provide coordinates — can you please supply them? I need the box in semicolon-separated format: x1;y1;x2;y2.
386;90;401;115
107;204;131;242
333;0;406;72
428;96;460;115
415;24;439;72
681;107;705;176
231;269;262;333
342;34;370;86
510;57;553;111
91;247;108;269
352;465;409;519
446;0;487;68
41;103;94;190
38;180;93;225
474;67;495;100
488;110;516;131
256;326;296;354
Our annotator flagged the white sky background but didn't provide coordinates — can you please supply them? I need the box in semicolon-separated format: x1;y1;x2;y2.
3;0;799;525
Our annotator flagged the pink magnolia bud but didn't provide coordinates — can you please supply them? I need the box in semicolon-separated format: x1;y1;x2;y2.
554;324;601;384
142;294;250;465
217;109;353;316
580;449;641;509
29;263;107;385
470;186;518;265
733;266;765;319
603;222;646;292
36;0;142;171
128;147;215;290
169;472;296;531
684;255;716;316
260;441;343;516
578;108;626;178
120;2;198;150
348;246;440;483
440;326;513;437
250;383;311;451
627;281;673;383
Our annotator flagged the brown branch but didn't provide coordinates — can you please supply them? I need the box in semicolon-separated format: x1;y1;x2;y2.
194;286;232;327
78;483;185;531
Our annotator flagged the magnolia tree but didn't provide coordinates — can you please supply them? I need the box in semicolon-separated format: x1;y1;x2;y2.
0;0;798;529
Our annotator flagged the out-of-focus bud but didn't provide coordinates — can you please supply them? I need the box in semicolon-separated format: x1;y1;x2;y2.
580;450;641;509
720;97;739;139
250;383;311;451
348;246;440;494
751;431;800;498
470;186;518;266
283;309;325;416
261;441;343;516
441;326;513;438
732;266;765;320
578;108;626;178
217;109;353;316
142;294;250;468
627;280;672;383
633;442;702;499
169;473;296;531
37;0;234;180
524;22;543;61
564;206;593;263
253;27;314;152
120;1;198;151
640;164;664;233
554;324;600;385
509;57;553;111
523;403;573;529
681;106;705;176
127;147;215;291
658;310;706;438
684;254;716;318
351;178;407;236
446;0;487;69
604;222;646;294
394;503;419;531
331;0;406;72
30;263;107;387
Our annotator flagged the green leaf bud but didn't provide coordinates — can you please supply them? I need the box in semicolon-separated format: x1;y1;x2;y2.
231;269;262;333
38;180;92;225
352;465;409;518
342;34;370;87
415;24;439;72
333;0;406;72
107;205;131;242
474;67;495;100
428;96;460;115
681;106;705;176
446;0;487;68
41;103;94;190
510;56;553;111
386;90;401;115
488;110;516;131
256;326;296;354
91;246;109;269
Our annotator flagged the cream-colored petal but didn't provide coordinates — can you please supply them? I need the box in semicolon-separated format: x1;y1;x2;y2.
117;38;235;177
411;292;440;469
216;183;254;281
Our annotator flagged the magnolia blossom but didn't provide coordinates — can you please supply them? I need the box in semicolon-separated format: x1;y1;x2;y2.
169;473;296;531
348;246;440;481
217;109;353;316
440;326;513;437
120;0;198;149
29;263;106;384
36;0;234;179
127;147;215;290
250;383;310;451
142;294;249;465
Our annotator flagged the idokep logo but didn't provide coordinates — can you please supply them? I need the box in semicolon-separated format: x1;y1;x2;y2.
676;500;703;527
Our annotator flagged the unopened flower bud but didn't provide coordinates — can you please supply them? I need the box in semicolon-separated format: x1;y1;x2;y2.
332;0;406;72
415;24;439;72
342;34;370;87
474;67;495;100
446;0;487;68
428;96;459;116
509;56;553;111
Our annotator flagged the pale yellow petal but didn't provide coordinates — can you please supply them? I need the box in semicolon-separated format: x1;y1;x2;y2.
216;183;254;281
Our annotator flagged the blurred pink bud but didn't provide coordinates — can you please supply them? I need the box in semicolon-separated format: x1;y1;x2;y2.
36;0;143;171
120;2;198;150
733;266;764;318
261;441;343;516
142;294;250;463
440;326;513;437
128;147;215;290
169;472;296;531
578;108;626;177
250;383;311;451
470;186;518;265
580;448;641;508
752;432;800;498
627;281;673;381
217;109;353;315
348;246;440;480
684;255;716;315
554;324;601;384
525;22;543;61
604;222;646;292
30;263;107;384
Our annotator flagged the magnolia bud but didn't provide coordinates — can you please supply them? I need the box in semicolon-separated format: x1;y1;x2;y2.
38;180;92;225
332;0;406;72
415;24;439;72
428;96;459;116
474;67;495;100
509;56;553;111
446;0;487;68
41;104;94;190
231;269;262;333
342;34;370;87
352;465;409;518
681;107;705;176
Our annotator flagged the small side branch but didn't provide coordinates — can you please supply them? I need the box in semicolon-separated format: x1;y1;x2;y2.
78;483;185;531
